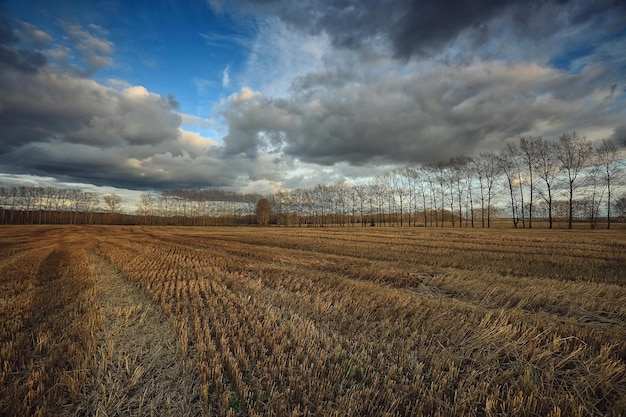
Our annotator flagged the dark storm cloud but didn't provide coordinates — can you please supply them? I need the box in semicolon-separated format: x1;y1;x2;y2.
0;44;46;72
611;124;626;144
0;17;46;73
390;0;526;57
7;141;231;190
240;0;516;58
241;0;624;59
219;59;625;166
215;0;626;171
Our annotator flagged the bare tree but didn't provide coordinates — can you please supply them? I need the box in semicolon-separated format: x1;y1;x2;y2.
351;185;366;226
474;153;500;227
104;193;122;214
299;188;316;226
431;162;450;227
596;138;622;229
402;167;417;226
255;198;271;226
405;167;426;227
509;144;528;228
136;192;156;224
497;148;520;228
442;161;456;227
460;156;476;227
370;177;388;226
519;136;541;228
332;183;351;226
585;163;603;229
311;185;330;226
450;156;473;227
85;192;100;224
533;138;560;228
388;169;408;226
0;187;6;224
556;132;593;229
271;191;288;225
615;193;626;222
424;164;439;226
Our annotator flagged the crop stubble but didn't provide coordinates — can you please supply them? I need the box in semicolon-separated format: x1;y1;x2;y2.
0;225;625;416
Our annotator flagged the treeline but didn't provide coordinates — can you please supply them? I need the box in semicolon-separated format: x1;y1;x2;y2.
0;186;102;225
270;132;626;228
265;133;626;229
1;132;624;228
0;187;263;226
134;189;262;226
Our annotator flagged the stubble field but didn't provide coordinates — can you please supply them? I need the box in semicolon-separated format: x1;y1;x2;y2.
1;225;625;416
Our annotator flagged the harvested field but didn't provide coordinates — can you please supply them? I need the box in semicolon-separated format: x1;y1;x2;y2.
1;225;625;416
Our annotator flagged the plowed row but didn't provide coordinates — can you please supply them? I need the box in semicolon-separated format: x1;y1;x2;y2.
1;226;625;416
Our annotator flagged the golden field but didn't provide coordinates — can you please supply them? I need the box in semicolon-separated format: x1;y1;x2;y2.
1;225;625;416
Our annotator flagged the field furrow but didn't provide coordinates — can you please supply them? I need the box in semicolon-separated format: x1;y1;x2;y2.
72;249;205;416
0;237;98;416
1;225;625;416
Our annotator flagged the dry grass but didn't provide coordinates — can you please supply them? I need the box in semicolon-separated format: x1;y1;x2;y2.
71;250;205;416
0;227;98;416
1;225;625;416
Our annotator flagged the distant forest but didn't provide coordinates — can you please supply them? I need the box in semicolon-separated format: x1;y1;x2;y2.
2;133;625;228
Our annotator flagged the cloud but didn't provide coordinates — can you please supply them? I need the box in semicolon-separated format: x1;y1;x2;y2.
218;59;624;166
206;0;224;14
180;114;214;130
14;20;53;47
178;129;218;156
193;77;214;95
0;59;182;150
0;17;47;73
240;16;329;95
211;0;625;172
62;21;113;56
107;78;130;89
59;21;114;74
199;28;253;49
0;24;285;192
0;16;291;193
0;41;46;73
222;64;230;87
218;86;283;157
238;0;624;63
238;0;518;58
1;2;625;196
0;17;230;190
2;120;263;191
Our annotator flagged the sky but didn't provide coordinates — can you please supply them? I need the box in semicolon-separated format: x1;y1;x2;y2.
1;0;625;207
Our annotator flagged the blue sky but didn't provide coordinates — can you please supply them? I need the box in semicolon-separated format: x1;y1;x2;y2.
0;0;625;206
